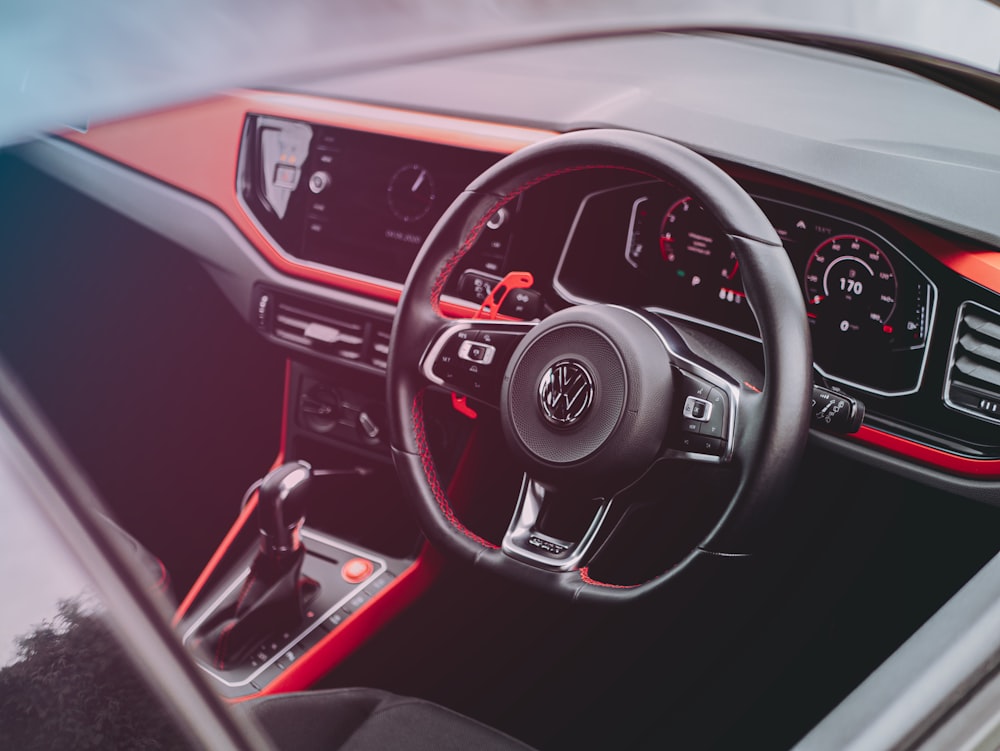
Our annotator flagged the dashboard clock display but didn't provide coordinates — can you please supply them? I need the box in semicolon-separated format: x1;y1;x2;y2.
556;182;936;396
387;163;436;222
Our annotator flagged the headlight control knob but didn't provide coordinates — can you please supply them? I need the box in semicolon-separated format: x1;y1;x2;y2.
308;170;331;194
300;384;341;434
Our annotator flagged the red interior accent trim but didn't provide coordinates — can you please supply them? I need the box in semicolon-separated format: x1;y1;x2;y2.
172;495;258;627
451;392;478;420
850;426;1000;478
60;92;556;307
223;546;442;704
173;360;292;625
579;567;640;589
475;271;534;319
726;163;1000;295
260;544;442;697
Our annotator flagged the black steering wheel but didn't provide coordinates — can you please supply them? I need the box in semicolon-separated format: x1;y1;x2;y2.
387;129;811;603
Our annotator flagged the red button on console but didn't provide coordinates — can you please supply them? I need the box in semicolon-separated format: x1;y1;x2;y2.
341;557;374;584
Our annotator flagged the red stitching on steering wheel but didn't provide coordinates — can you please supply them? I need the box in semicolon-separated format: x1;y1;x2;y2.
429;163;653;314
411;389;499;550
579;567;641;589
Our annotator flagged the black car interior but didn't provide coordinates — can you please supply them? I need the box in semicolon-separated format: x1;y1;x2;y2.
2;28;1000;751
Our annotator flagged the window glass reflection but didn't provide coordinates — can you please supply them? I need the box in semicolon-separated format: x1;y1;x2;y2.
0;452;192;749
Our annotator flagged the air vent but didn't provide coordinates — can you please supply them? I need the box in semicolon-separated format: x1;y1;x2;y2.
944;301;1000;424
369;322;392;370
255;287;397;371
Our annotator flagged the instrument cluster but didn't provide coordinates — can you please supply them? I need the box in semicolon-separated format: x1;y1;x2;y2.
554;181;936;396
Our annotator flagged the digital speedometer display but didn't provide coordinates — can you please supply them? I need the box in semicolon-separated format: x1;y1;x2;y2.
556;182;936;395
804;234;898;327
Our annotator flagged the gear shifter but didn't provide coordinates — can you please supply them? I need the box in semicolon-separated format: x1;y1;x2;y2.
195;461;321;669
257;460;313;558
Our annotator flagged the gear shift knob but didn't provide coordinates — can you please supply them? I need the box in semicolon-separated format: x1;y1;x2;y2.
256;461;313;557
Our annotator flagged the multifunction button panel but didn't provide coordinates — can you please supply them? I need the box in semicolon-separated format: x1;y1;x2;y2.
429;326;527;404
669;369;730;458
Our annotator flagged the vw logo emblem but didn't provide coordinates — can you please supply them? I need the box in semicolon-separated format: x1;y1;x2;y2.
537;360;595;428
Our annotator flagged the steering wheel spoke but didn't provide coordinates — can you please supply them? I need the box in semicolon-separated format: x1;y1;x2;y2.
420;320;535;408
501;475;613;572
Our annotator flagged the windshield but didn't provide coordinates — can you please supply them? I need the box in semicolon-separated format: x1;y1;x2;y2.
2;0;999;146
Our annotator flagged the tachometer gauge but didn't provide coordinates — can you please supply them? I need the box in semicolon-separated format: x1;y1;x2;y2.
804;234;897;333
660;197;717;264
656;196;745;304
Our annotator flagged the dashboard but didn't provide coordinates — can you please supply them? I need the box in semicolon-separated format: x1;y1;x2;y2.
28;31;1000;494
220;105;1000;470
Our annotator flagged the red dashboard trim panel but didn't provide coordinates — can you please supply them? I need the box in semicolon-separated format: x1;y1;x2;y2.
173;359;295;627
264;543;442;698
62;91;556;315
851;426;1000;478
731;165;1000;296
64;93;1000;483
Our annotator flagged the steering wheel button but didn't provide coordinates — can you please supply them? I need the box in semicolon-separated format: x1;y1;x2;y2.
703;420;724;438
703;425;721;439
499;288;542;319
681;419;702;434
433;355;457;383
678;371;711;399
458;340;496;365
697;437;724;455
342;557;374;584
458;272;497;303
682;396;712;422
704;395;727;438
477;330;520;361
676;435;697;451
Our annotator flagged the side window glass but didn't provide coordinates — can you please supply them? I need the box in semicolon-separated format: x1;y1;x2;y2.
0;473;194;749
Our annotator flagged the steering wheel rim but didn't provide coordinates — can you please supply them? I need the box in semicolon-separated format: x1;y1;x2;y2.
387;129;811;603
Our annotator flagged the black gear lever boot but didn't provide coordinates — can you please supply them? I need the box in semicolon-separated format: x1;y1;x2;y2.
195;462;320;669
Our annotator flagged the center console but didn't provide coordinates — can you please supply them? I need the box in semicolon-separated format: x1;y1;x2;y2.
174;429;433;699
180;522;396;699
168;105;554;699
